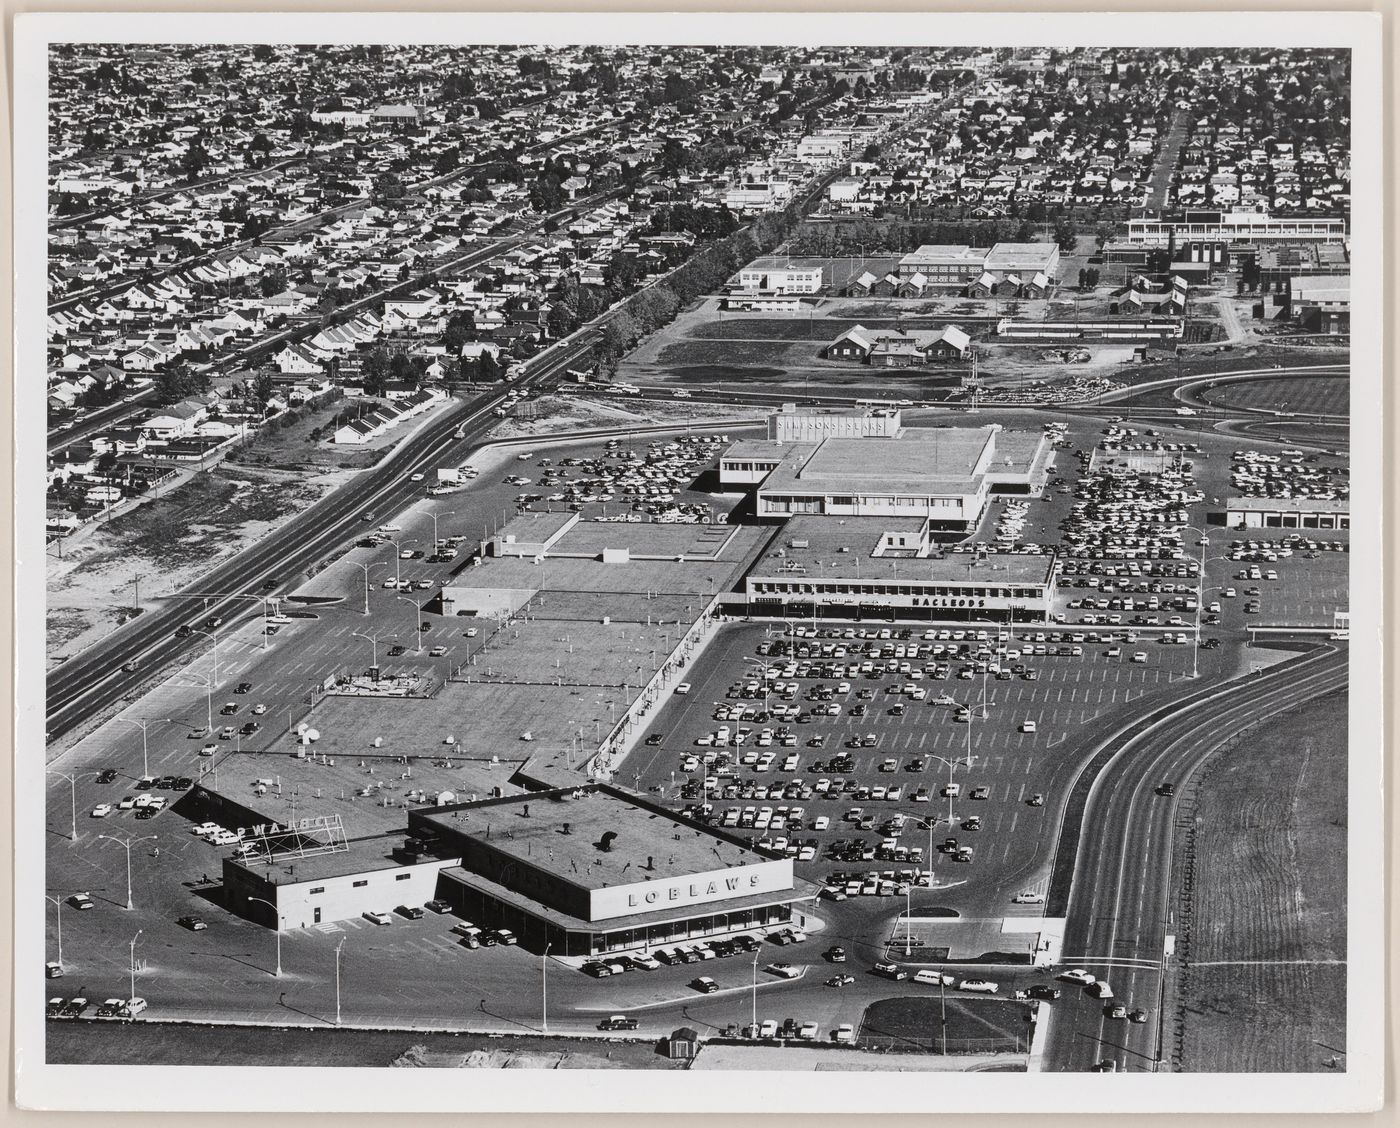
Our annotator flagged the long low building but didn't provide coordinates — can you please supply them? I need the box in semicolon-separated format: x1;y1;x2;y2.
411;785;821;955
743;515;1056;622
1224;496;1350;530
719;409;1052;533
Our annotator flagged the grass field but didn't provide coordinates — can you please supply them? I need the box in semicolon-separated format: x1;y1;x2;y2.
859;996;1035;1055
1199;375;1350;417
46;1022;679;1069
1172;690;1348;1072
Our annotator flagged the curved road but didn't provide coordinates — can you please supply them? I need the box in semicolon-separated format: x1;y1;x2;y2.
1042;639;1347;1072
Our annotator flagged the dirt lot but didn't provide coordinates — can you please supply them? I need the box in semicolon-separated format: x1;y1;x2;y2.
46;465;349;666
488;394;752;440
1172;690;1348;1072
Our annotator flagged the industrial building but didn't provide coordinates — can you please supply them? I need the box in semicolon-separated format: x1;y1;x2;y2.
894;242;1060;286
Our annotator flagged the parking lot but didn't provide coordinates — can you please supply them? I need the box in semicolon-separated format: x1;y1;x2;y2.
629;619;1196;926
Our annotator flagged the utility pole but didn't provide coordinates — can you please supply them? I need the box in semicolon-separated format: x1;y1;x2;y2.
99;833;158;910
129;930;143;1002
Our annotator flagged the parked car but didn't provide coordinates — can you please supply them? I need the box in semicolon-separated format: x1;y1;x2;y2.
396;905;425;920
178;915;207;931
831;1023;855;1043
69;892;94;911
363;911;393;926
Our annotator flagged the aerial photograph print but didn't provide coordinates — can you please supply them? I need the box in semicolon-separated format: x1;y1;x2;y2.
13;11;1384;1116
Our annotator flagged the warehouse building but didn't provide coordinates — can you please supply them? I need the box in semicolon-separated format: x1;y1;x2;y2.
895;242;1060;286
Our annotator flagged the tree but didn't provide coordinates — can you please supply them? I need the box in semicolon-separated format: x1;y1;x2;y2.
251;372;275;404
478;350;503;382
362;347;390;397
1052;217;1078;252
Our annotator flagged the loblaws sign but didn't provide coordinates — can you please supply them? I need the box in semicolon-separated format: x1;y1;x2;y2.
588;859;793;922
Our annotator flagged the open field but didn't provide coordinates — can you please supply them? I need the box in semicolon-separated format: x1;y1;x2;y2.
860;995;1035;1055
46;1022;680;1069
1173;690;1347;1072
45;465;347;666
1199;375;1349;417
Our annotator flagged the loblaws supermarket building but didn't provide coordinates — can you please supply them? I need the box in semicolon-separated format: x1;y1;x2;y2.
222;784;820;956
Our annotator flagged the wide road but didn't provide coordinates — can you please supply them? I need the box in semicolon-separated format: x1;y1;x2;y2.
1041;638;1348;1072
43;334;598;743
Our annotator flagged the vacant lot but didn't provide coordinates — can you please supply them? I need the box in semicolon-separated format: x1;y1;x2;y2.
1173;690;1347;1072
47;1022;679;1069
46;466;343;665
860;996;1035;1055
1199;375;1349;418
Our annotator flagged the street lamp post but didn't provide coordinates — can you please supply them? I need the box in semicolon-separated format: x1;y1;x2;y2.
345;560;386;616
246;896;283;977
542;943;551;1032
397;595;425;654
115;716;171;779
129;929;142;1002
930;754;975;828
98;833;157;910
387;539;419;588
45;894;64;969
751;950;760;1035
190;628;221;686
352;630;386;672
420;505;456;550
335;937;346;1025
48;771;77;841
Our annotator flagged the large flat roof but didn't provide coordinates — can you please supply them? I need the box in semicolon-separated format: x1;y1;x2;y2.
438;866;821;933
801;429;994;483
752;517;1055;585
417;787;769;889
551;521;742;560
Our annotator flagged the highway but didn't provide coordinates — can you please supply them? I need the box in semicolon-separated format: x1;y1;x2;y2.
1041;638;1348;1072
43;333;598;743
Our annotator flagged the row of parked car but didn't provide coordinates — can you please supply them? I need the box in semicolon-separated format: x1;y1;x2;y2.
47;996;147;1021
580;929;793;978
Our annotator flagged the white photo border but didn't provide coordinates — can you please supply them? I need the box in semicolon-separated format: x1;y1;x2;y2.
12;9;1385;1114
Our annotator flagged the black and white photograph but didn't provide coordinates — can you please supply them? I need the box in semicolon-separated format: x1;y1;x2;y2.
11;10;1385;1115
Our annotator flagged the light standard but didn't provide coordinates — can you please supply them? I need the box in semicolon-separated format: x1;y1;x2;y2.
751;949;760;1036
178;669;215;734
386;538;419;588
397;595;426;654
246;896;283;977
912;816;940;885
352;630;388;672
129;929;143;1002
115;716;171;779
343;560;386;615
184;592;277;650
45;894;64;969
1181;527;1213;680
930;754;975;827
541;942;551;1032
47;770;78;841
419;505;456;550
335;936;346;1025
190;627;221;686
99;833;157;910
